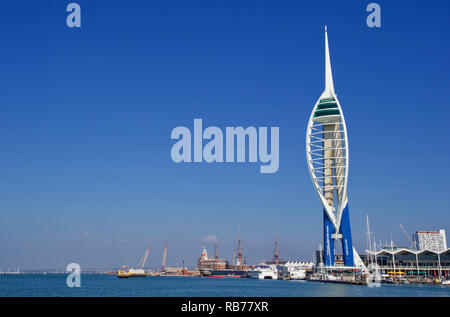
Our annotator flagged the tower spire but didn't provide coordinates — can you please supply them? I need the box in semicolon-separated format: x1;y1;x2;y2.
324;25;335;95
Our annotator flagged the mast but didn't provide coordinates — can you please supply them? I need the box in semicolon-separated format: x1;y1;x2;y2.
237;229;243;269
318;243;324;274
273;233;279;265
215;242;218;260
365;215;373;263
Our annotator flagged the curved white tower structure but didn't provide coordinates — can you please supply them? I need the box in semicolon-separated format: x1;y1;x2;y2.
306;27;365;269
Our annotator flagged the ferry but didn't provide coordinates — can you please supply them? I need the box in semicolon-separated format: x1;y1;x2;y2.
117;267;146;278
248;265;278;280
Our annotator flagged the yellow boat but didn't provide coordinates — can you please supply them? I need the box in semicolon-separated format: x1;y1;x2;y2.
117;266;131;278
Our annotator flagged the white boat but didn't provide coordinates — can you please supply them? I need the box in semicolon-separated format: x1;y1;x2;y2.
127;268;146;277
326;274;339;281
249;265;278;280
289;268;306;280
441;278;450;285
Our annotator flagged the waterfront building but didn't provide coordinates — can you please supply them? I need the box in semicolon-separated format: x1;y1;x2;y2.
315;250;345;266
414;230;447;252
363;247;450;278
278;261;314;280
263;260;314;271
258;260;314;280
306;27;365;270
161;267;200;276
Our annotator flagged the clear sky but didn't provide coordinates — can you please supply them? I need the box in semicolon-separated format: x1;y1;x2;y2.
0;0;449;270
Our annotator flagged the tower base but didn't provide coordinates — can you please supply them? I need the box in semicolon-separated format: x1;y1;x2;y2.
323;204;354;267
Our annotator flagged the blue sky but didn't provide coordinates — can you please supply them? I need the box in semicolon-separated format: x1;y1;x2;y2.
0;0;449;270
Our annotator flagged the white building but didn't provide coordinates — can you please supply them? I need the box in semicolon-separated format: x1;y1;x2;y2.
414;230;447;252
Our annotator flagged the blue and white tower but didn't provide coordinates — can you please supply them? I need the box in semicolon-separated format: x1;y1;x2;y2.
306;27;365;269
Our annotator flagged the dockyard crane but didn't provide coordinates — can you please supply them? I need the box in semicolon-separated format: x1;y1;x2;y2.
140;246;151;270
161;242;168;272
399;224;415;249
399;224;420;274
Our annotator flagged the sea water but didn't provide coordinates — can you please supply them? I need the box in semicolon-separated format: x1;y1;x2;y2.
0;274;448;297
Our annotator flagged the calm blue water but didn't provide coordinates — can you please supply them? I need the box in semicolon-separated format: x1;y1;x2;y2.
0;274;449;297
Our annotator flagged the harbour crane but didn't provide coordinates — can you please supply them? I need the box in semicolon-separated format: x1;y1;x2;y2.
399;224;420;274
399;224;415;249
161;242;168;272
140;246;151;270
